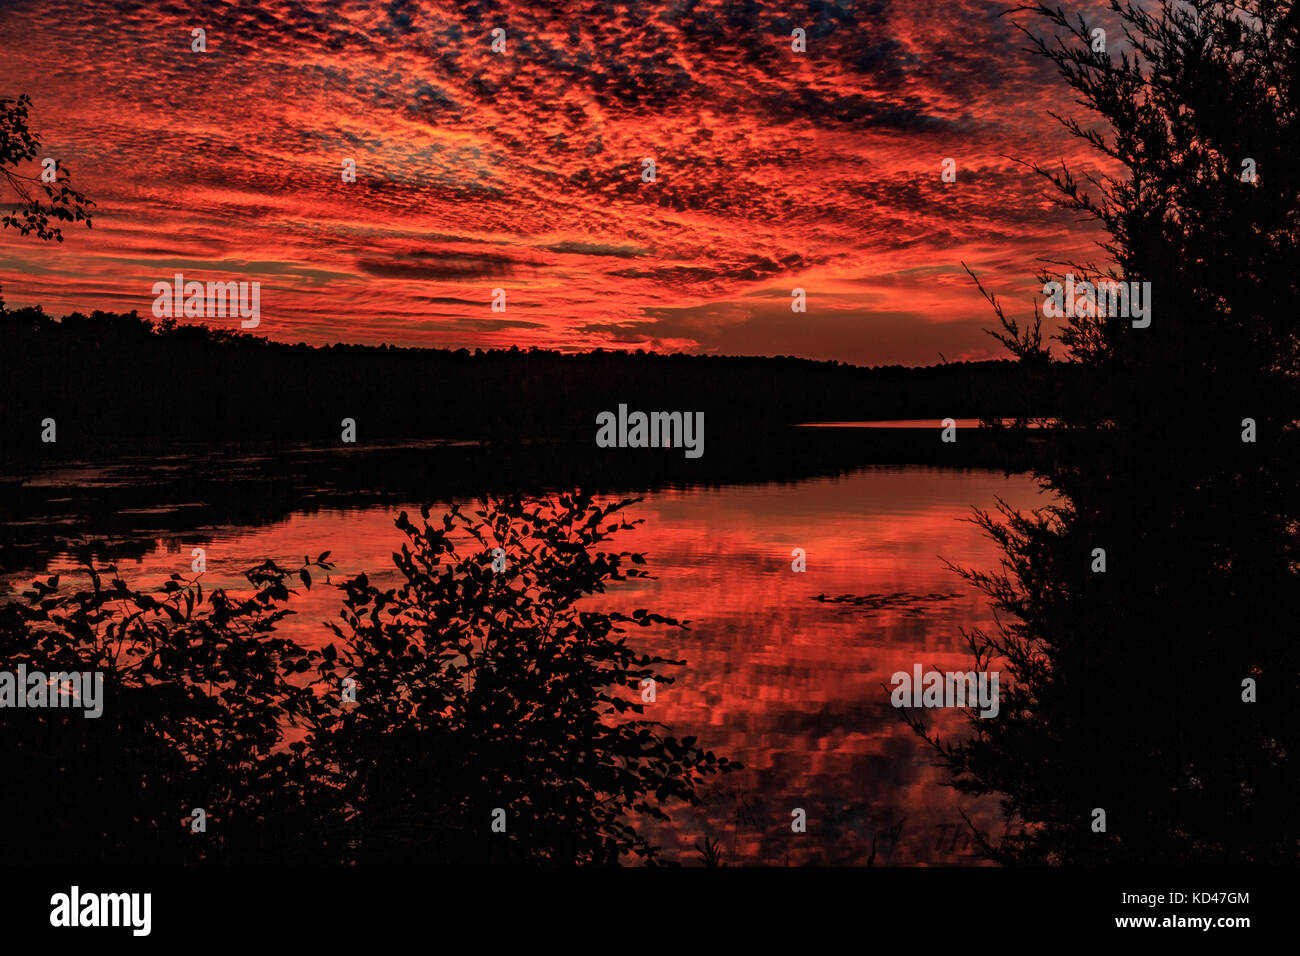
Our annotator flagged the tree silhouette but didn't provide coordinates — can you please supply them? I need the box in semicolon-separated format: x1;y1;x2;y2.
302;493;740;864
1;94;94;242
912;0;1299;864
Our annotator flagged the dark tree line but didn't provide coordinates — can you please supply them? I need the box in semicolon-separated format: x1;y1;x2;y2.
0;299;1083;453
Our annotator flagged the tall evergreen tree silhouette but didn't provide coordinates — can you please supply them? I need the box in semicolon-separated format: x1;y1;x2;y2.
915;0;1299;864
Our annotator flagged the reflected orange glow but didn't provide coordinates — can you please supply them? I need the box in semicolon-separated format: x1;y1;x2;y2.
30;467;1049;863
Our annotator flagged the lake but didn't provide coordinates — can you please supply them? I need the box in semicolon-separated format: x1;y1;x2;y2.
2;454;1048;865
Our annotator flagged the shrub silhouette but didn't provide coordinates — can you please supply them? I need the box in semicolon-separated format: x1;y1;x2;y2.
0;493;736;865
303;492;739;865
0;551;328;864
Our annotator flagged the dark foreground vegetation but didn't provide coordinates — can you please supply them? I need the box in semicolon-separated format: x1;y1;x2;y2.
903;0;1299;865
0;493;737;865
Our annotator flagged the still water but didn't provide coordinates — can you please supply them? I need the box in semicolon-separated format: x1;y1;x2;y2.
10;463;1047;865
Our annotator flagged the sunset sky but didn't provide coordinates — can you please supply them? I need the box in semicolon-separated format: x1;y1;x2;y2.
0;0;1113;365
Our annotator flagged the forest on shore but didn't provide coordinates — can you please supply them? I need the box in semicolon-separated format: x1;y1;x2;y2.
0;298;1077;453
